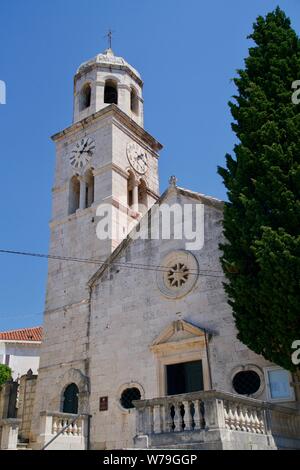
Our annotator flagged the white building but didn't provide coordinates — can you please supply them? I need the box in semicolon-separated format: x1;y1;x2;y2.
0;327;42;379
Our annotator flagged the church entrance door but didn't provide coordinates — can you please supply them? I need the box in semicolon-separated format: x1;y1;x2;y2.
166;360;203;395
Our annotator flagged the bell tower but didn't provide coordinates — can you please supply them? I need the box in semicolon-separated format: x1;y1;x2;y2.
49;46;163;303
31;47;163;444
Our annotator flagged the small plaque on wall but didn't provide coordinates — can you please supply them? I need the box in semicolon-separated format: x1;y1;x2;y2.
99;396;108;411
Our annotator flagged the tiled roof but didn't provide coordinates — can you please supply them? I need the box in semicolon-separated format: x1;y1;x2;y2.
0;326;42;342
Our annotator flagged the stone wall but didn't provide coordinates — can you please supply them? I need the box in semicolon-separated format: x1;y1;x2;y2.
17;371;37;443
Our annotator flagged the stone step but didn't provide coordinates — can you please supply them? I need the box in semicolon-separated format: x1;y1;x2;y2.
17;442;32;450
151;443;205;450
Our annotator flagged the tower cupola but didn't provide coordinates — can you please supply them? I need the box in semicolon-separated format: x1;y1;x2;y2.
73;48;144;127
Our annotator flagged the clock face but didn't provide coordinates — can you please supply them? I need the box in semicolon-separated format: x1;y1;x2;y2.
126;142;148;174
70;137;95;169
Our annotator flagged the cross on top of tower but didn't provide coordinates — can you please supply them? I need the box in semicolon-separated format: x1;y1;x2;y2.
105;29;114;50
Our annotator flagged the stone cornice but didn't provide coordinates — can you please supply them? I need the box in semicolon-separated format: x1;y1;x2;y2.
74;62;143;87
51;104;162;153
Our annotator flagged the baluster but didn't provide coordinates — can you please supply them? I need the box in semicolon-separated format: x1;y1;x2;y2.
223;402;230;429
52;417;58;434
228;403;235;430
249;408;255;433
63;421;67;435
168;404;175;432
57;419;63;434
239;406;246;432
244;408;251;432
233;406;240;431
173;403;182;432
161;404;169;433
257;410;268;434
193;400;201;430
200;400;206;429
153;404;162;434
64;419;69;434
72;422;78;436
190;402;196;430
181;400;192;431
253;410;261;434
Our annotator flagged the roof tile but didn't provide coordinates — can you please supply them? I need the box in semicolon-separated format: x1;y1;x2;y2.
0;326;42;342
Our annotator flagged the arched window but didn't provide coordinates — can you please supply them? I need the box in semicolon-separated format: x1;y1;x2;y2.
138;179;147;214
85;168;94;208
104;80;118;104
130;88;139;114
69;176;80;215
62;383;79;414
79;83;91;111
127;171;135;209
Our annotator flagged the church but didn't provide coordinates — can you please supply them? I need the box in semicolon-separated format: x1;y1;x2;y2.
28;46;299;450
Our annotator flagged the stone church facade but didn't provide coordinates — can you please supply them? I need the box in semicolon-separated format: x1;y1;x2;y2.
27;48;299;450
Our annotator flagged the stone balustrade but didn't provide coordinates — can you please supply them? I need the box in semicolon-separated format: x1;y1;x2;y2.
133;390;300;450
267;403;300;448
223;398;267;434
38;412;88;450
51;414;83;436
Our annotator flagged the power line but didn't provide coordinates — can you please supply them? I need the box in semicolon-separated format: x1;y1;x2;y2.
0;281;227;320
0;249;225;278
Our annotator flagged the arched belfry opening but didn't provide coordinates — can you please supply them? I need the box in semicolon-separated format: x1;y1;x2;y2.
138;179;148;214
85;168;94;208
62;383;79;414
79;83;91;111
127;171;135;209
130;87;139;114
69;175;80;215
104;79;118;105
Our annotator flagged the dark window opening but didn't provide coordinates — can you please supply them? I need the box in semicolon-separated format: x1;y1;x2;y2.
80;84;91;111
85;185;89;209
138;180;147;214
128;189;133;208
166;360;203;396
130;88;138;114
232;370;261;395
127;171;135;209
62;383;79;414
104;81;118;104
85;169;94;208
69;176;80;215
120;387;141;409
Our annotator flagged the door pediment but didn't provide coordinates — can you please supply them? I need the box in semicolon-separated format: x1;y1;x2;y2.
150;319;208;353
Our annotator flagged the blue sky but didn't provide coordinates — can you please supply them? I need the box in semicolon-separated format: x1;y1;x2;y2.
0;0;299;331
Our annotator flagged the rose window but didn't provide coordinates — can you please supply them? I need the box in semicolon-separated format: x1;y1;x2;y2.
167;263;189;288
157;250;198;299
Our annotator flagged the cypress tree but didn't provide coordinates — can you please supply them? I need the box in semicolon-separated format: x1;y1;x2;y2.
218;7;300;371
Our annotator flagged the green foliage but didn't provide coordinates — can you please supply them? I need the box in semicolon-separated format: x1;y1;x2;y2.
218;7;300;371
0;364;12;386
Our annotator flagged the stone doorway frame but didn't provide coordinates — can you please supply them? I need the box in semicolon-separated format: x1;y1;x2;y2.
150;319;212;397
